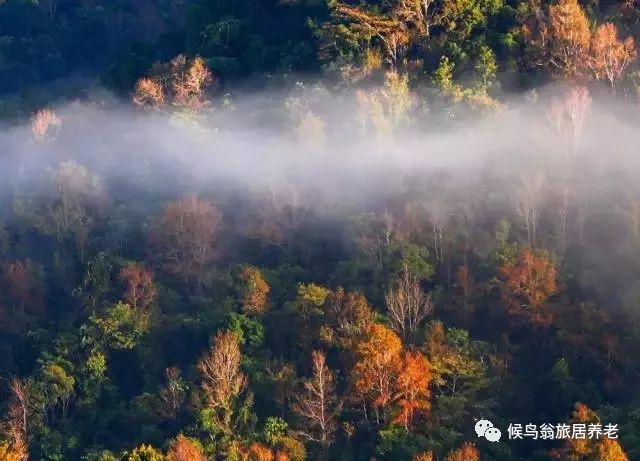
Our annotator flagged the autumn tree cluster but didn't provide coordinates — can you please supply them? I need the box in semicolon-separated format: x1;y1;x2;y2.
3;0;640;458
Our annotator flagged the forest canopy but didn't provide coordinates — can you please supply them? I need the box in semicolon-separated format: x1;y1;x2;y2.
1;0;640;460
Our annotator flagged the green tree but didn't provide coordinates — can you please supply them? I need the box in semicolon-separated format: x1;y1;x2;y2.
85;302;150;351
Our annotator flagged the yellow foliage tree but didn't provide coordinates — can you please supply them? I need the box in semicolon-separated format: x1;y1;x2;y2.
238;265;271;315
357;71;415;152
122;444;164;461
133;55;213;111
413;451;434;461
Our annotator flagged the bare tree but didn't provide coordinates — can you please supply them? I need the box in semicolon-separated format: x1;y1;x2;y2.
546;86;590;249
564;88;590;244
40;0;58;21
554;182;571;253
293;351;341;452
158;367;186;421
515;172;546;248
547;86;590;161
2;378;29;461
563;87;590;157
38;161;108;262
149;195;221;286
244;183;309;246
396;0;439;38
385;266;433;343
197;331;248;435
423;200;448;263
356;72;414;152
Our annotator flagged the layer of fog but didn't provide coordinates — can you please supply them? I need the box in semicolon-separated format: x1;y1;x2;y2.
1;86;640;219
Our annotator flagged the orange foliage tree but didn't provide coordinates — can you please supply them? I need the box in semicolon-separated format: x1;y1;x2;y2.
498;248;557;320
413;452;434;461
120;264;156;310
597;438;629;461
245;443;275;461
350;323;432;428
445;442;480;461
551;403;628;460
0;442;24;461
523;0;591;79
132;78;165;110
524;0;636;85
570;403;600;457
240;442;292;461
239;442;293;461
351;323;403;423
166;435;207;461
393;350;432;430
589;23;636;88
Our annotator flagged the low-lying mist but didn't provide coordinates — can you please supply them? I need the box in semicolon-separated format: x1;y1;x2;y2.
2;84;640;312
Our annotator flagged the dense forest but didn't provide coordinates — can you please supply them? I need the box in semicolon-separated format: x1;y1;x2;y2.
2;0;640;460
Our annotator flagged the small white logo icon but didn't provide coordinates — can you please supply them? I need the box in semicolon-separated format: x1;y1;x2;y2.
475;419;502;442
